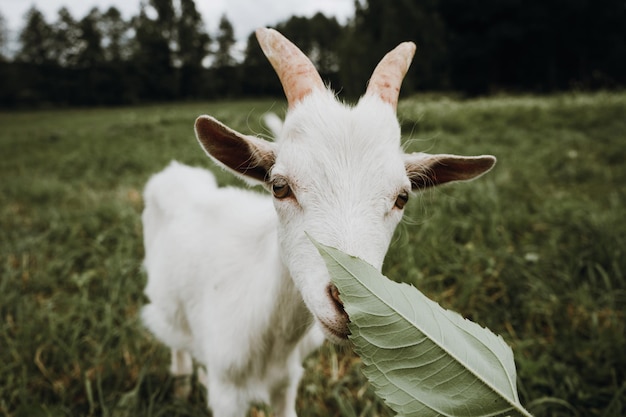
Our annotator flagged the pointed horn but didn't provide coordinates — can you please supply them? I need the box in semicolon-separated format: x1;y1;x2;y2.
366;42;416;110
256;28;325;108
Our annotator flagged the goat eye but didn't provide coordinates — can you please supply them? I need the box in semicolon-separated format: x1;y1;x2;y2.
395;191;409;209
272;182;292;199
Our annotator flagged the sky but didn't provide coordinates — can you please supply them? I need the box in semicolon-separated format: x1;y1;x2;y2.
1;0;355;40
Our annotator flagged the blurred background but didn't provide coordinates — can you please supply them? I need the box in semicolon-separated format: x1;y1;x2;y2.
1;1;625;417
0;0;624;107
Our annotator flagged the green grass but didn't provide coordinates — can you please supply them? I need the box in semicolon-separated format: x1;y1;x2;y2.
1;92;624;417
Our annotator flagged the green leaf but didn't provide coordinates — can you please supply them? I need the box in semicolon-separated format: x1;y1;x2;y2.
313;240;533;417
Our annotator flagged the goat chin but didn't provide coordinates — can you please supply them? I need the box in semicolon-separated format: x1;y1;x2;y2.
317;319;351;345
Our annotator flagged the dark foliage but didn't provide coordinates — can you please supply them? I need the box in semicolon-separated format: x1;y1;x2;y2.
1;0;624;107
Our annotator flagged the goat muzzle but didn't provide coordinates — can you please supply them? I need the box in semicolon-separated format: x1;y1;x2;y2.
328;283;347;318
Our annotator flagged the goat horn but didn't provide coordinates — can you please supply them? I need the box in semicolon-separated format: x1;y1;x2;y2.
256;28;325;108
365;42;417;111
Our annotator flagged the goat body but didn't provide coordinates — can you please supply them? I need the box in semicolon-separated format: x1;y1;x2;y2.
141;28;496;417
142;161;323;415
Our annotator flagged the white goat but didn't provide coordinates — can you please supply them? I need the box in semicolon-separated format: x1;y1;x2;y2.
141;28;496;417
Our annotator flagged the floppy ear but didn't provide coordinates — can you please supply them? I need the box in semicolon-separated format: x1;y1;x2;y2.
404;152;496;189
195;115;276;185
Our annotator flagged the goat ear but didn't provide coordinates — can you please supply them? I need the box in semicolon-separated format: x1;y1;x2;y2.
404;152;496;190
195;115;276;184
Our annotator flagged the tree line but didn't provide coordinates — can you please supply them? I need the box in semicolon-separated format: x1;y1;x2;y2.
0;0;624;107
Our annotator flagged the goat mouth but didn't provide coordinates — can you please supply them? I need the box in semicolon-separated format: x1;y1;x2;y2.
318;319;350;345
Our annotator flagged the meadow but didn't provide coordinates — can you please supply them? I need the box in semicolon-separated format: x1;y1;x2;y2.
1;92;624;417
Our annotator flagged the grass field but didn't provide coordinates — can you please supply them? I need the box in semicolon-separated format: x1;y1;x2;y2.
1;92;625;417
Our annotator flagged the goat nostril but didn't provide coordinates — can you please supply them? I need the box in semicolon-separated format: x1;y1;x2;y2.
328;283;344;311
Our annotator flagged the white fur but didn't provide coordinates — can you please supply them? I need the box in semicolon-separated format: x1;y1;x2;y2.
268;92;410;339
141;88;494;416
142;161;324;417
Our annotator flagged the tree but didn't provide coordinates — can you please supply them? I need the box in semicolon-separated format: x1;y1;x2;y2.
0;11;17;106
132;0;177;100
210;14;238;97
14;7;69;105
439;0;626;93
240;31;282;96
17;7;54;65
177;0;210;67
100;7;131;62
340;0;448;97
0;12;8;61
76;8;104;68
130;0;212;100
151;0;176;38
239;13;344;98
94;7;137;104
276;13;342;89
177;0;211;98
214;14;236;68
49;7;81;67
